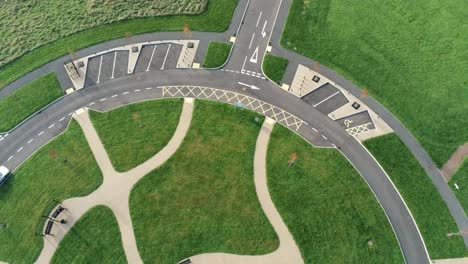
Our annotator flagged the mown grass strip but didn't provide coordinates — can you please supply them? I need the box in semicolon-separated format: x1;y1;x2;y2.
263;54;288;84
449;160;468;215
203;42;232;68
364;134;467;259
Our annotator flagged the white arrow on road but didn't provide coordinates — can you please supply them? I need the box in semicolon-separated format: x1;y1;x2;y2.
261;20;268;38
238;82;260;90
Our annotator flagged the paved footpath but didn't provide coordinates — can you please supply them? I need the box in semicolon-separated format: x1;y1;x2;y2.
34;98;194;264
188;118;304;264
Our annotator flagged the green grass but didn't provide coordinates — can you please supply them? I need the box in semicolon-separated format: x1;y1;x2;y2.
282;0;468;166
262;54;288;84
0;120;103;263
364;134;467;259
90;99;183;172
0;73;63;132
51;206;126;264
202;42;232;68
130;100;278;263
0;0;208;67
449;160;468;215
0;0;237;89
268;125;404;263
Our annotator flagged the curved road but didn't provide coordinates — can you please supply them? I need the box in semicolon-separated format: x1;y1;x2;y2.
0;0;432;263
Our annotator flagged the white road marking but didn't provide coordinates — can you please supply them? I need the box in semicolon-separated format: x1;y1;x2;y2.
68;113;73;116
89;102;95;106
332;143;337;148
111;94;118;98
242;56;247;71
145;87;152;90
48;124;55;129
17;147;23;153
146;45;157;71
311;127;318;132
249;33;255;49
261;20;268;38
313;91;340;107
256;11;263;27
161;44;171;70
7;156;13;162
122;91;130;95
59;117;66;122
246;72;251;76
110;52;117;79
27;139;34;144
134;89;141;92
38;131;44;136
238;82;260;90
250;47;259;63
321;135;328;140
96;55;103;83
100;98;107;102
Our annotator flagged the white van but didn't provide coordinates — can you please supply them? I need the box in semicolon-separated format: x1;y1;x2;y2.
0;166;10;186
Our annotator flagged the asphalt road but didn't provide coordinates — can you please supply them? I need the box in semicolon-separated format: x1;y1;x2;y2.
0;0;432;263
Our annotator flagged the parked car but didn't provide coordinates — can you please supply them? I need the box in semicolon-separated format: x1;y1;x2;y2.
0;166;10;186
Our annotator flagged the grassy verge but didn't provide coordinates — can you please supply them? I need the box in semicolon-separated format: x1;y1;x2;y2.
268;125;403;263
0;0;237;89
449;160;468;215
364;134;467;259
281;0;467;166
90;99;183;172
202;42;232;68
0;73;63;132
262;54;288;84
130;100;278;263
51;206;126;264
0;121;103;263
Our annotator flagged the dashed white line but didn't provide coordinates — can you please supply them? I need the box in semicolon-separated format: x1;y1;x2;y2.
100;98;107;102
311;127;318;132
17;147;23;153
145;87;152;90
111;94;118;98
122;91;130;95
68;113;73;116
27;139;34;144
146;45;157;71
110;52;117;79
59;117;66;122
134;89;141;92
313;91;340;107
161;44;171;70
96;55;103;83
89;102;95;106
48;124;55;129
38;131;44;136
321;135;328;140
7;156;13;162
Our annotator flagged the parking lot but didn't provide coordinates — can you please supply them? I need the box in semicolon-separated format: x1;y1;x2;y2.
301;83;350;115
84;43;183;87
335;110;375;131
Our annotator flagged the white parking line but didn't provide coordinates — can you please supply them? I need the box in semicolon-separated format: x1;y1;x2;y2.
146;45;157;72
311;127;318;132
321;135;328;140
96;55;103;83
110;52;117;79
161;44;171;70
7;156;13;162
27;139;34;144
313;91;340;107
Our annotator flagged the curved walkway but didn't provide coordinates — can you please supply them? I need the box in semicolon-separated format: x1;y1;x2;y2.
35;98;194;264
187;118;304;264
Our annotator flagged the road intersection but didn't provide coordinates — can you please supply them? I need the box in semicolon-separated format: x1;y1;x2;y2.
2;0;462;263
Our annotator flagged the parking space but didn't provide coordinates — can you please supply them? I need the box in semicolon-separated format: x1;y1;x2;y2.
134;43;183;73
301;83;349;115
336;110;375;130
85;51;129;86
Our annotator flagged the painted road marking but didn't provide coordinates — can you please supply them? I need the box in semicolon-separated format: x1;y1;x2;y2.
147;45;157;71
250;47;259;63
27;139;34;144
38;131;44;136
161;44;171;70
242;56;247;71
110;52;117;79
17;147;23;153
146;87;152;90
48;124;55;129
256;11;263;27
238;82;260;90
59;117;66;122
249;33;255;49
111;94;118;98
261;20;268;38
7;156;13;162
96;55;103;83
134;89;141;92
322;135;328;140
311;127;318;132
313;91;340;107
122;91;130;95
100;98;107;102
89;102;95;106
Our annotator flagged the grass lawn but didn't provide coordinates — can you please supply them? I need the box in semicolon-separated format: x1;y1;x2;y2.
90;99;183;172
364;134;467;259
0;0;237;89
51;205;126;264
268;125;404;263
0;73;63;132
130;100;278;263
282;0;468;166
262;54;288;84
0;120;103;263
202;42;232;68
449;160;468;215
